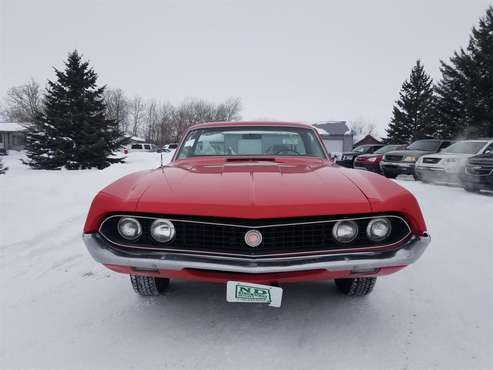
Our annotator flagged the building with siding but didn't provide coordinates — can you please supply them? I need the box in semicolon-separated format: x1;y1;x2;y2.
0;122;29;154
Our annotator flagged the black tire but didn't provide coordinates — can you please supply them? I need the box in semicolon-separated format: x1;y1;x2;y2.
464;185;479;193
130;275;170;296
334;277;377;296
383;171;397;179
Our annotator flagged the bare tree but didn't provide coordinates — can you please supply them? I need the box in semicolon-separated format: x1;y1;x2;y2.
349;119;378;138
128;96;146;137
1;79;43;122
103;88;129;133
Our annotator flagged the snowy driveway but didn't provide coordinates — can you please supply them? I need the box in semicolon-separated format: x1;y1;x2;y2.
1;153;492;370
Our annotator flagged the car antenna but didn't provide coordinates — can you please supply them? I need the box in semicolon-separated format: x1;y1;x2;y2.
160;151;163;168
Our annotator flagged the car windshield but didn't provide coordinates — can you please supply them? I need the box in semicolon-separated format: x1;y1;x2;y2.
441;141;487;154
176;126;326;159
353;146;371;154
374;145;402;154
406;140;440;151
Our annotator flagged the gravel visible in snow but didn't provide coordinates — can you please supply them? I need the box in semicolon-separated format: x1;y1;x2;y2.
0;152;492;370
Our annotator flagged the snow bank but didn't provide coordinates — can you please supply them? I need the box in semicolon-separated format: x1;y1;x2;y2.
0;154;492;370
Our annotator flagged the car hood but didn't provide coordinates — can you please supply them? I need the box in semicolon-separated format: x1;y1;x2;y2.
385;149;432;157
131;160;373;218
356;154;381;160
420;153;473;161
85;158;427;233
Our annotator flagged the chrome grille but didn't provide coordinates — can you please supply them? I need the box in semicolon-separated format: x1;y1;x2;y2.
384;155;403;162
99;214;412;257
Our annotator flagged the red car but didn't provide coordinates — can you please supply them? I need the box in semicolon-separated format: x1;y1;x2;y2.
353;144;407;174
83;122;430;300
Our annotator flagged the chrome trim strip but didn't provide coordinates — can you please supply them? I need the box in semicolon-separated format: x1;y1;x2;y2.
83;233;431;274
100;214;411;230
97;214;412;257
380;161;415;168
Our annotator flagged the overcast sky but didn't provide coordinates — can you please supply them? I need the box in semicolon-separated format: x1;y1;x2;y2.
1;0;491;134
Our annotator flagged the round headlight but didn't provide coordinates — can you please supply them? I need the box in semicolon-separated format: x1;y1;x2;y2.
150;219;175;243
332;220;359;243
117;217;142;240
366;218;392;242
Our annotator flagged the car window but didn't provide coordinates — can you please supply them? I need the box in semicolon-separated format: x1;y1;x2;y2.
483;143;493;153
131;144;142;149
353;146;370;154
442;141;487;154
144;145;151;150
176;127;326;159
406;140;440;151
439;141;452;150
169;144;178;149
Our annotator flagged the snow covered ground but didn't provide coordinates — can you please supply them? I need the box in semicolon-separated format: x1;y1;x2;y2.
1;152;492;370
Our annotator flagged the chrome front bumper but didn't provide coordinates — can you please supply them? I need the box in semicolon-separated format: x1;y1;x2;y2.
83;233;431;274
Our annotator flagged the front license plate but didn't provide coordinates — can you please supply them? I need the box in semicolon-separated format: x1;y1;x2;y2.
226;281;283;308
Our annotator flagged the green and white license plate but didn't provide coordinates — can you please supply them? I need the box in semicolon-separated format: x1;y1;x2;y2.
226;281;283;308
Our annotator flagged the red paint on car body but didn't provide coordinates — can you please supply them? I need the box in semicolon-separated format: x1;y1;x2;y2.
83;121;428;283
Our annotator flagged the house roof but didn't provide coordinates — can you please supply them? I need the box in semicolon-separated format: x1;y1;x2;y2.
312;121;351;136
0;122;29;132
353;134;383;146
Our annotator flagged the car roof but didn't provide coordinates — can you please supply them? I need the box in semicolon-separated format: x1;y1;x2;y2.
452;139;492;142
189;121;314;130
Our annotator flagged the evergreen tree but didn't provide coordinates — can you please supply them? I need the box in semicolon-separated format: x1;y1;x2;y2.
435;7;493;138
385;60;437;143
23;50;128;170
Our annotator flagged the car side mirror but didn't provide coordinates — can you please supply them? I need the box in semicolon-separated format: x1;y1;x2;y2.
485;150;491;154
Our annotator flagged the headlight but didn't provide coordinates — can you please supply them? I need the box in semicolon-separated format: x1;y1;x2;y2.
403;156;417;162
150;219;176;243
366;218;392;242
117;217;142;240
332;220;358;243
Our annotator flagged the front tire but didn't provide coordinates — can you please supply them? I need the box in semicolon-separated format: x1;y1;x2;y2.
383;171;397;179
464;184;479;193
130;275;170;296
335;277;376;296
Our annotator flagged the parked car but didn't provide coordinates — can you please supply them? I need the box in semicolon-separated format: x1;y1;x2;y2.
128;143;158;152
160;143;179;152
353;144;407;174
336;144;385;168
380;139;453;179
415;140;493;183
459;152;493;192
83;121;430;301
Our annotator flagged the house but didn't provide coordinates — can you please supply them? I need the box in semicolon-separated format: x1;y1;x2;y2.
312;121;353;157
353;134;382;148
0;122;29;154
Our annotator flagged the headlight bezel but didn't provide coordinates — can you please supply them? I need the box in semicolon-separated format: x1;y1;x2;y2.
332;220;359;244
366;218;392;242
402;155;417;163
117;217;143;241
150;219;176;243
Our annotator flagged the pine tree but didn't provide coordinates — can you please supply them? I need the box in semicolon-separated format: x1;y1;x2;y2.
385;60;437;144
435;7;493;138
23;50;128;170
